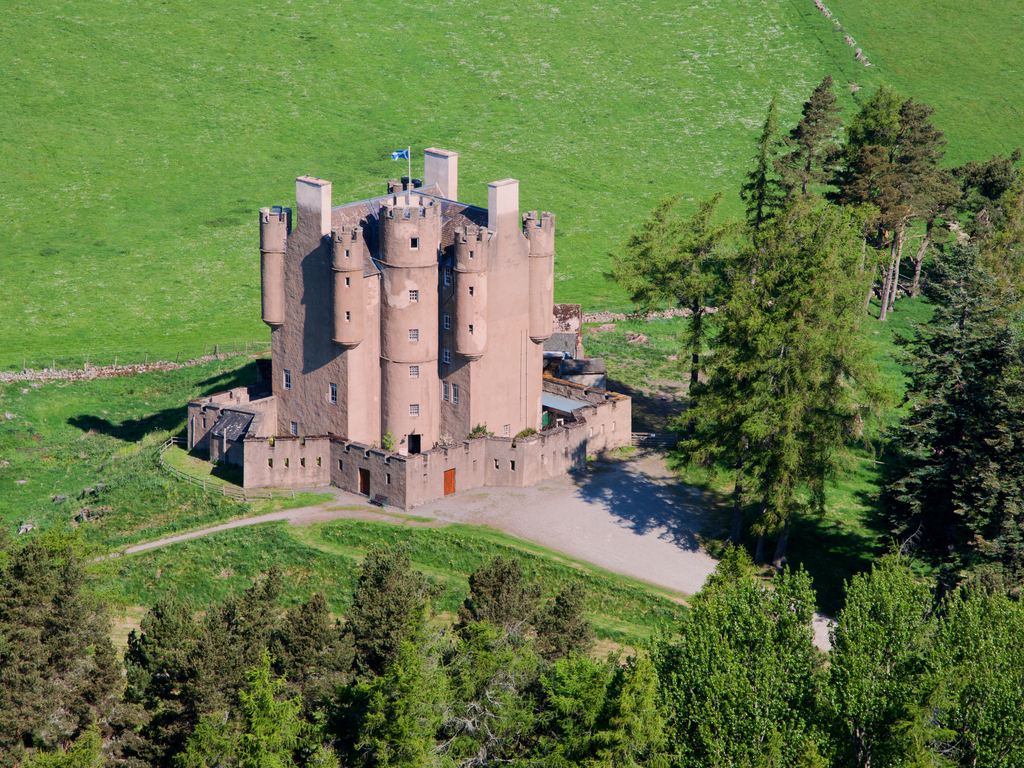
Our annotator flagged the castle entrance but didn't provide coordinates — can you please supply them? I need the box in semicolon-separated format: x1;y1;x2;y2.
408;434;421;454
358;468;370;495
444;469;456;496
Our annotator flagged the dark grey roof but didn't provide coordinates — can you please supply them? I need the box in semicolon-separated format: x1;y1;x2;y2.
560;358;607;375
210;410;255;441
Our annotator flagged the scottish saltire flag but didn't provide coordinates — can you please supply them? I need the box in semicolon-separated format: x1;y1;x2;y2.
391;148;410;160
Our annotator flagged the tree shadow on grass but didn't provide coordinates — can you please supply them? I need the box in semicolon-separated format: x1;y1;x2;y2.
68;408;186;444
569;452;715;553
605;378;685;434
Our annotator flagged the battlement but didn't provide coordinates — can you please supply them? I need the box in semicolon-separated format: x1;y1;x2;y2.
454;225;493;245
523;211;555;257
331;225;364;271
379;195;441;220
259;206;291;252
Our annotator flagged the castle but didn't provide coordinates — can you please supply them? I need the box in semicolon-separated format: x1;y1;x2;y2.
187;149;631;508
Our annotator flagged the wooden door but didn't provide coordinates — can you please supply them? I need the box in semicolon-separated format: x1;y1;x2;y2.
358;468;370;496
444;468;456;496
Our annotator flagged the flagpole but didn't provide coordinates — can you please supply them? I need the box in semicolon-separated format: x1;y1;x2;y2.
407;146;411;187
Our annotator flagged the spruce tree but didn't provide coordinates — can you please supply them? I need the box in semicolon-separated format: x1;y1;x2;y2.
534;583;595;662
740;95;785;237
883;243;1024;588
777;75;843;198
458;556;540;635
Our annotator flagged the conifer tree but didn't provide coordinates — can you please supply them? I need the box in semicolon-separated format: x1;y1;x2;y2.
740;95;785;237
534;583;595;662
777;75;843;198
458;556;541;635
883;243;1024;588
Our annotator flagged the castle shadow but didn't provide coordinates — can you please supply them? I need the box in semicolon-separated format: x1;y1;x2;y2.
68;408;186;444
568;452;707;552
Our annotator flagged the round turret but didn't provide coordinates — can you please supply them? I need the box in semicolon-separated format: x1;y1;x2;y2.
378;194;442;268
453;226;491;360
260;206;290;327
331;226;365;347
525;211;555;343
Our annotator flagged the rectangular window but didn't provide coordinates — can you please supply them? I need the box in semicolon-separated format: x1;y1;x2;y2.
409;328;419;341
410;404;419;416
443;382;449;401
284;457;290;468
443;347;451;364
291;421;298;435
511;460;516;472
469;250;474;259
300;457;306;467
317;456;321;467
494;459;499;469
410;237;419;249
453;385;460;404
468;324;474;335
612;421;616;432
409;289;418;302
268;458;274;468
504;424;510;437
330;383;338;404
468;286;474;296
443;313;451;330
339;459;343;471
284;369;291;390
345;276;350;287
409;365;419;378
345;311;351;321
345;249;351;259
386;473;391;485
444;267;452;286
203;418;207;428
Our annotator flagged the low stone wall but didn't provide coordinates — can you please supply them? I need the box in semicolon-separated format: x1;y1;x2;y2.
242;435;332;488
542;378;631;455
187;387;276;453
331;441;410;507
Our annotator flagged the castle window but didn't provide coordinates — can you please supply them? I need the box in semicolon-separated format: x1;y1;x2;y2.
443;347;451;364
300;457;306;467
494;459;499;469
345;276;350;287
443;267;452;286
339;459;343;470
284;457;290;468
203;418;207;428
443;313;451;330
612;421;616;431
409;289;418;302
284;369;291;390
443;382;449;401
511;460;516;472
504;424;510;437
409;365;419;378
386;473;391;485
291;421;298;435
345;311;351;321
410;237;419;249
345;249;351;259
468;286;474;296
317;456;321;466
468;324;474;335
453;385;460;404
409;328;419;341
268;458;274;468
330;383;337;404
410;404;420;417
469;250;474;259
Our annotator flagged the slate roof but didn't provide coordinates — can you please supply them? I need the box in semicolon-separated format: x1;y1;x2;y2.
210;410;255;442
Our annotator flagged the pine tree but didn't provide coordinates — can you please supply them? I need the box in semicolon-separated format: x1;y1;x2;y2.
534;583;595;662
272;593;354;707
777;75;843;198
537;654;613;764
458;556;540;636
883;243;1024;588
591;653;667;768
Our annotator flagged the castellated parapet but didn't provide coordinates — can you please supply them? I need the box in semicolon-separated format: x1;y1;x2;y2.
525;211;555;343
332;225;364;347
259;206;291;327
454;225;492;361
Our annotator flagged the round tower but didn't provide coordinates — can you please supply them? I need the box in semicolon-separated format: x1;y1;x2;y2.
453;225;491;361
524;211;555;343
378;194;442;453
259;206;290;327
331;226;365;347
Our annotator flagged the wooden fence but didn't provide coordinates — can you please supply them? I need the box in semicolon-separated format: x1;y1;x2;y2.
158;437;295;502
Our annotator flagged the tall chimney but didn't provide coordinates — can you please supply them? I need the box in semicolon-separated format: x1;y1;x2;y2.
424;148;459;201
488;178;519;232
295;175;332;236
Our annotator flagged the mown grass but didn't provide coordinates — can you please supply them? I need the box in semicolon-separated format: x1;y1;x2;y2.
107;519;687;645
2;0;886;369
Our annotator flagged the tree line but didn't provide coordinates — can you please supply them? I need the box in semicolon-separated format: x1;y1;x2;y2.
611;78;1024;587
4;534;1024;767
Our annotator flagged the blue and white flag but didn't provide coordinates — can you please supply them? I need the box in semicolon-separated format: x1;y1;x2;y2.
391;148;410;161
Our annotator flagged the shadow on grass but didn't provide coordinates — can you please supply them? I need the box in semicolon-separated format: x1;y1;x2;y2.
569;452;713;553
605;378;686;434
210;461;244;486
68;408;185;444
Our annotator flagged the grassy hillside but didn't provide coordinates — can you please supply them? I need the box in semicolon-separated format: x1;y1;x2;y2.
825;0;1024;166
1;0;866;368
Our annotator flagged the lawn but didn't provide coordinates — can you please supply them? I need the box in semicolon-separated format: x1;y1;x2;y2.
2;0;881;369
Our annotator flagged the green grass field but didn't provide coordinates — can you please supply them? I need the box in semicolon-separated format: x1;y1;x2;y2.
1;0;893;369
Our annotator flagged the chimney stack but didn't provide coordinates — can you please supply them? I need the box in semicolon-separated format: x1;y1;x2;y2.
424;148;459;201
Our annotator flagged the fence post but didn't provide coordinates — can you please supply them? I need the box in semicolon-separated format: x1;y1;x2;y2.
215;344;219;355
175;351;180;364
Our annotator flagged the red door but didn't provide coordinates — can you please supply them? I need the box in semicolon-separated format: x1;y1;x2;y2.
444;469;456;496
